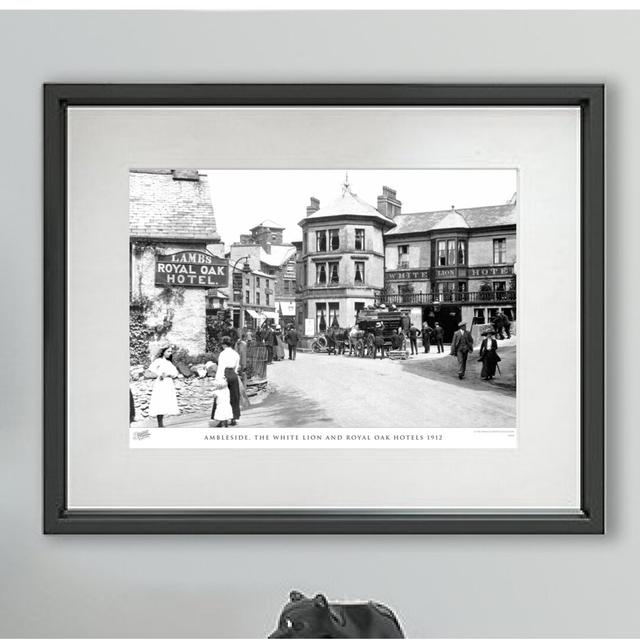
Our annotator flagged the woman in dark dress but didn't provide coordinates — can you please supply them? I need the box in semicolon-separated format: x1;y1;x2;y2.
479;330;501;380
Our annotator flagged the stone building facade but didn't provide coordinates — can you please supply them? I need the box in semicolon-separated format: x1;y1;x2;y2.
383;195;517;341
296;180;396;334
129;169;223;362
227;219;296;328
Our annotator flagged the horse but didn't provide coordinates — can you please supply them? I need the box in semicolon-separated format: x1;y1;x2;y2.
346;325;366;356
325;326;350;355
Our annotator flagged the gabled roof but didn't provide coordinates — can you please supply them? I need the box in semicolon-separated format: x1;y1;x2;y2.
260;244;297;267
129;170;219;241
250;219;286;231
301;185;395;228
385;202;516;237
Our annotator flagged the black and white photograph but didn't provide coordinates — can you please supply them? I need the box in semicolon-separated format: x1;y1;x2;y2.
129;168;517;448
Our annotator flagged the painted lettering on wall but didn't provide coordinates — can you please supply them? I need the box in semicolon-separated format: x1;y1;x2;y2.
468;265;513;278
155;251;228;288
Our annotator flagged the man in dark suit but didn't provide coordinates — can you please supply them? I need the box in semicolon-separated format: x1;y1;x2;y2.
421;321;432;354
263;324;275;364
285;325;299;360
450;321;474;379
433;322;445;353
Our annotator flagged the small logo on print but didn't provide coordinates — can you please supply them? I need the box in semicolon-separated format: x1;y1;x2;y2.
132;429;151;441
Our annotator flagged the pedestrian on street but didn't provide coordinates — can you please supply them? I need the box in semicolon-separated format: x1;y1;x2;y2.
492;312;505;340
408;324;421;355
263;323;275;364
148;344;180;428
478;329;501;380
421;321;433;353
236;333;248;386
391;328;404;350
500;312;512;339
285;325;299;360
374;322;386;359
274;325;285;361
213;336;241;425
450;321;474;380
434;322;445;353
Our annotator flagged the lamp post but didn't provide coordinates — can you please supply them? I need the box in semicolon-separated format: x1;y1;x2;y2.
231;255;252;332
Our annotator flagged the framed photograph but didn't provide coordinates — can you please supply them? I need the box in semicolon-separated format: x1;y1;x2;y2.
44;84;604;534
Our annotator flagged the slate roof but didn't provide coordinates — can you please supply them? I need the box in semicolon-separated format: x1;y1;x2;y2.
385;202;516;237
301;186;395;227
129;169;219;241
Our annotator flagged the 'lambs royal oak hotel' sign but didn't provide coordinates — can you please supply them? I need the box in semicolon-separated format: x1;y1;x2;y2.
155;251;228;288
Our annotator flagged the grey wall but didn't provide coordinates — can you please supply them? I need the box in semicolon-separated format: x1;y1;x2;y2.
0;10;632;638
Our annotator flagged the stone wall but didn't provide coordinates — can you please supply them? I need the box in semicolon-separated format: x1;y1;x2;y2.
130;243;208;360
130;376;218;420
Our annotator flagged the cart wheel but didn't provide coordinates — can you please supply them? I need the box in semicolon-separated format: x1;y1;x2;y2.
311;340;321;353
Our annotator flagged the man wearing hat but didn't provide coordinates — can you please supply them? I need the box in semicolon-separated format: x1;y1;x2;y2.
450;321;474;379
479;329;501;380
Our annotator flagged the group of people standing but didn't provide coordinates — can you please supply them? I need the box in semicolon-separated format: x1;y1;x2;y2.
257;323;300;364
144;320;300;429
450;321;501;381
145;337;246;429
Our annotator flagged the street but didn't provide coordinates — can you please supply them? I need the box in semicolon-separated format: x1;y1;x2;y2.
151;339;517;430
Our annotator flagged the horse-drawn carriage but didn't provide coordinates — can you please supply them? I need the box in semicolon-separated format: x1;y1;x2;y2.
309;306;410;358
352;307;410;357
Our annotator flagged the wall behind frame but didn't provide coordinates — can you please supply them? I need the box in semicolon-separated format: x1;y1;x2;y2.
0;9;628;639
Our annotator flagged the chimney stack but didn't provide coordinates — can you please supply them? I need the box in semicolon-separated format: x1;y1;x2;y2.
306;197;320;217
377;186;401;219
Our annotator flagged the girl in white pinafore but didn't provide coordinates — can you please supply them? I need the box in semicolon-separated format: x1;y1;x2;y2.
148;345;180;428
212;375;233;427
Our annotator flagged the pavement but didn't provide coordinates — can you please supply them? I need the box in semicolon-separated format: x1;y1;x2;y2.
145;338;517;430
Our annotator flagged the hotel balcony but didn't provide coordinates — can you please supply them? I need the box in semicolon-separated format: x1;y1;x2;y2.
375;290;516;306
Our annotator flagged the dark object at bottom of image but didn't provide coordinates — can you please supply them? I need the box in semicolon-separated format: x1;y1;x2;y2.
269;591;404;638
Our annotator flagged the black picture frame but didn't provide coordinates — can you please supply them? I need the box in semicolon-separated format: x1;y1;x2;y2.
44;84;604;534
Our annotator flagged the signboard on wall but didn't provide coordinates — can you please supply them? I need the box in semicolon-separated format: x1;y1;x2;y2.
386;269;430;281
155;251;228;288
305;318;315;336
468;265;513;278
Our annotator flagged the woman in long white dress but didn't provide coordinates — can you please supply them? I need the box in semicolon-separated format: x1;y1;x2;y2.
148;345;180;428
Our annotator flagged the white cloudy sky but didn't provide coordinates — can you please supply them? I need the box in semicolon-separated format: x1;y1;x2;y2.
202;169;517;246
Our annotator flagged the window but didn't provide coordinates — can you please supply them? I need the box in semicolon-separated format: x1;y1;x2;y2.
355;228;365;251
493;280;507;301
316;302;327;332
256;291;261;305
329;261;339;284
329;229;340;251
316;262;327;284
245;278;250;286
316;230;327;252
329;302;340;328
457;240;466;265
493;238;507;264
354;261;365;284
245;291;250;304
256;276;260;287
303;262;308;286
474;308;486;324
447;240;456;265
398;244;409;268
354;302;365;321
265;293;270;306
437;240;447;266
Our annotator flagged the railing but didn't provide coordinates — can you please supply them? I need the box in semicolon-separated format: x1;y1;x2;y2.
376;290;516;305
